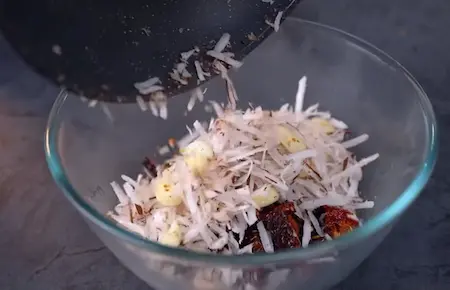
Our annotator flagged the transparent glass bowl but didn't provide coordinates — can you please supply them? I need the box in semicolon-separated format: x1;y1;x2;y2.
45;19;437;290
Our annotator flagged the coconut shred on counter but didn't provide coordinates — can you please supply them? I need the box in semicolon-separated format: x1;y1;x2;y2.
107;76;379;254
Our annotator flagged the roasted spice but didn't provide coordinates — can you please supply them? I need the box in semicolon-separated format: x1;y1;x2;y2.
257;201;296;220
240;203;303;252
135;204;143;215
168;138;177;148
240;223;265;253
343;157;349;170
142;157;158;178
321;205;359;238
257;202;302;250
239;203;304;288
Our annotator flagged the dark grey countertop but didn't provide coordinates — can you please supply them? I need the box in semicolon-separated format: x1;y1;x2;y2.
0;0;449;289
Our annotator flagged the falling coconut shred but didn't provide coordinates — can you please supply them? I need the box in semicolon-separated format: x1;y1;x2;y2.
207;33;243;69
108;75;379;255
266;11;283;32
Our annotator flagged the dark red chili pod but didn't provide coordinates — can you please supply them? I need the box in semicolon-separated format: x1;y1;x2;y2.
142;157;158;178
321;205;359;238
258;202;302;250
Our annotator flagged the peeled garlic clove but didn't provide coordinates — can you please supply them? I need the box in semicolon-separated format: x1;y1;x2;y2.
182;140;214;174
154;173;183;207
182;140;214;159
184;156;210;175
311;117;335;134
277;126;307;153
160;222;182;247
252;185;280;208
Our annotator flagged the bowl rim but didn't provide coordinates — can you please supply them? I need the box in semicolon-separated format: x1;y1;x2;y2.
45;18;438;265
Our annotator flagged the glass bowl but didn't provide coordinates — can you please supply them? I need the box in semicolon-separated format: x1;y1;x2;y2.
45;18;437;290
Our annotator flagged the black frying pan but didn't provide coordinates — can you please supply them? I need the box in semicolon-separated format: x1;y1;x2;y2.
0;0;302;102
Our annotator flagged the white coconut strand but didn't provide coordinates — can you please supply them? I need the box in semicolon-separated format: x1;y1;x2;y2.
107;75;378;255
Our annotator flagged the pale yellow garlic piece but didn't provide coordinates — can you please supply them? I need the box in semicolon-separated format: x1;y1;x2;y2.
182;140;214;174
311;117;335;134
160;221;182;247
252;186;280;208
277;126;307;153
154;172;183;207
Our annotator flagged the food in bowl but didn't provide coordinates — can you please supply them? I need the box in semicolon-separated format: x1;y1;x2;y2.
107;76;379;254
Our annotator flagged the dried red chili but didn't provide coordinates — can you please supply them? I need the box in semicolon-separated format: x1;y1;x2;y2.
257;201;295;220
343;157;349;170
142;157;158;177
239;202;303;252
321;205;359;238
135;204;143;215
257;202;302;250
168;138;177;148
240;203;361;252
240;223;265;253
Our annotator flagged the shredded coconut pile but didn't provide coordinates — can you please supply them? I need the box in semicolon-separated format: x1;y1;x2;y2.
108;76;379;254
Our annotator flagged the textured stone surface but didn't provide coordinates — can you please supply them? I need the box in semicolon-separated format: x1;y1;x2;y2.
1;0;450;289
